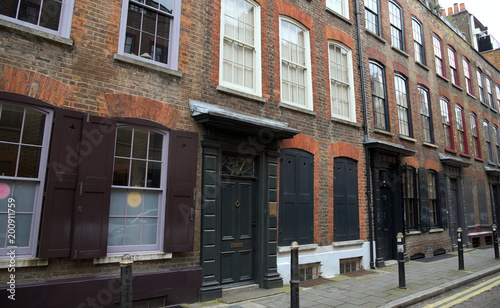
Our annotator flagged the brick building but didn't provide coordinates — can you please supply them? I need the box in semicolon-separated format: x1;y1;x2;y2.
0;0;499;307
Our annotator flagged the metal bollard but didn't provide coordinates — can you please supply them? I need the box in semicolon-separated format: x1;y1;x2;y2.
120;254;133;308
290;241;300;308
493;224;499;259
457;228;464;270
397;233;406;289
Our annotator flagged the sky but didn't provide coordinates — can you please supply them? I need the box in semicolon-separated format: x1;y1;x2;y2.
438;0;500;40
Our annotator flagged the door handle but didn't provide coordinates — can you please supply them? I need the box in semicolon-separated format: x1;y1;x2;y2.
190;208;195;222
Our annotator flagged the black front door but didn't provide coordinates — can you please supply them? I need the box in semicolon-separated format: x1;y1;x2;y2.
381;187;395;260
449;178;459;247
220;178;256;285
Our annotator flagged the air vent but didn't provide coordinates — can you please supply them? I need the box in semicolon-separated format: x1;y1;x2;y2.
339;257;362;274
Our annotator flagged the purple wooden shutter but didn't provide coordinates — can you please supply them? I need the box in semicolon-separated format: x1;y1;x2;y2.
70;116;116;259
38;111;116;259
164;130;198;252
38;109;85;258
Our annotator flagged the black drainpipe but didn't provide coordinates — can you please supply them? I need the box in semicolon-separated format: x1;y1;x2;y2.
355;0;375;269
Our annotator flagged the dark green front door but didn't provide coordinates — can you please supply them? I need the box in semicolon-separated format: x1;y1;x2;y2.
220;178;256;285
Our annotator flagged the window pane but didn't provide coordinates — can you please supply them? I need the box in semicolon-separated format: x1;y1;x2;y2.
18;0;41;26
116;127;133;157
0;143;19;177
17;145;41;178
147;162;161;188
22;108;46;145
1;0;20;18
0;104;24;143
132;128;149;159
39;0;61;31
148;131;163;161
130;159;146;187
113;158;130;186
110;190;127;216
108;217;125;246
142;217;158;244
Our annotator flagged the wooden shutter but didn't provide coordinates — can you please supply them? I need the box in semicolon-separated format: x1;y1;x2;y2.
38;111;116;259
278;151;297;246
70;116;116;259
334;158;359;241
298;152;314;244
418;167;430;231
38;109;85;258
438;172;448;228
164;130;198;252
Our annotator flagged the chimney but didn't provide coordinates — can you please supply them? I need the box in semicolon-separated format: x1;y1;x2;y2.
441;9;446;17
453;3;459;13
448;7;453;15
460;3;465;11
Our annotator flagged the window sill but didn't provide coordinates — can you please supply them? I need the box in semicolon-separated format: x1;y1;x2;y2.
474;157;484;162
332;239;364;247
423;142;437;148
331;117;361;128
0;257;48;269
490;108;498;113
0;19;73;47
467;92;476;100
365;29;387;44
436;74;449;83
429;228;445;233
392;46;409;58
325;7;352;25
399;135;416;142
113;53;183;78
416;61;430;71
216;85;266;103
452;83;463;92
459;152;471;158
488;161;497;166
405;230;422;236
93;252;173;264
445;147;457;154
279;102;316;116
277;243;318;253
374;128;393;136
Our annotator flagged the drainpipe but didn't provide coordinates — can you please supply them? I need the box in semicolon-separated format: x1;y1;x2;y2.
355;0;375;269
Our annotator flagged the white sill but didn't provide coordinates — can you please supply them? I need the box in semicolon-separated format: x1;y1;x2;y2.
277;243;318;253
0;19;73;47
429;228;445;233
0;257;48;269
365;29;387;44
325;7;353;25
331;117;362;129
216;85;266;103
405;231;422;236
279;102;317;116
423;142;438;148
399;135;416;142
93;252;173;264
416;61;430;71
332;239;364;247
113;53;183;78
391;46;409;58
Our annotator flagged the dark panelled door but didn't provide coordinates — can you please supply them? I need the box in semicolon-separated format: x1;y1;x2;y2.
449;179;459;246
220;178;256;284
278;149;314;246
381;187;394;260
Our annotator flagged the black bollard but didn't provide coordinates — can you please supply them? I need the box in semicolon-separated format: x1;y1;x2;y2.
120;254;133;308
397;233;406;289
493;224;499;259
290;241;300;308
457;228;464;270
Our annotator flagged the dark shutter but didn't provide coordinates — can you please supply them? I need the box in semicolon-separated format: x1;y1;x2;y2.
38;111;116;259
418;167;430;231
438;172;448;228
278;151;297;246
38;109;85;258
298;152;314;244
164;130;198;252
334;158;359;241
70;116;116;259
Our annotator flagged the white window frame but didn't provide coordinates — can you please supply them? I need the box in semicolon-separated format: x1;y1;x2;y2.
326;0;349;19
0;0;75;38
328;41;355;122
107;125;169;254
279;16;313;111
117;0;182;70
0;102;53;258
219;0;262;96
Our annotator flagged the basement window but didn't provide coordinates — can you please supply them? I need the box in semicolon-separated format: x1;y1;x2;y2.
339;257;362;274
299;262;321;281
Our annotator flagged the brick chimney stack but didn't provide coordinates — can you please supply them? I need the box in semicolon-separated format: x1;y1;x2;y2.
460;3;465;11
448;7;453;15
453;3;459;13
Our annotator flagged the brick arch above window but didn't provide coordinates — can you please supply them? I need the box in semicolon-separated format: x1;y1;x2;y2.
439;87;451;98
417;75;430;88
104;93;180;129
325;27;354;50
280;134;319;155
277;0;313;29
1;66;74;107
402;156;419;169
393;62;409;77
423;159;441;172
331;142;360;161
367;48;387;65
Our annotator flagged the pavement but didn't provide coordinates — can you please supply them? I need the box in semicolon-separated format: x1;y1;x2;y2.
184;246;500;308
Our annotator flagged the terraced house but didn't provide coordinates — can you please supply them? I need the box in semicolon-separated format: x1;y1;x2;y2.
0;0;499;307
